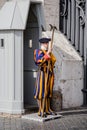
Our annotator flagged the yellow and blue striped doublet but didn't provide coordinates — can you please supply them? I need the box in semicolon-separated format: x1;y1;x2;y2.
34;49;56;100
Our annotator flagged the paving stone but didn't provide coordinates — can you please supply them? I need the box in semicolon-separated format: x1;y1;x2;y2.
0;113;87;130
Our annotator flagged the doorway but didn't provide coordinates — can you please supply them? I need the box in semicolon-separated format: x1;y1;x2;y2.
24;4;39;109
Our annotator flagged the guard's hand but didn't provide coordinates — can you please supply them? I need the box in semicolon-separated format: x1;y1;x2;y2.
47;48;52;54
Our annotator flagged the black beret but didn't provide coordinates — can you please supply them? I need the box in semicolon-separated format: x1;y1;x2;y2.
39;38;51;44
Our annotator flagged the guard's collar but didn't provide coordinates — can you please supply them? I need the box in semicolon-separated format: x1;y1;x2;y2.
41;45;48;51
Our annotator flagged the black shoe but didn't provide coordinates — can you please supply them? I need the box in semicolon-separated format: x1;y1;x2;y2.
51;111;57;115
41;113;47;118
46;111;57;116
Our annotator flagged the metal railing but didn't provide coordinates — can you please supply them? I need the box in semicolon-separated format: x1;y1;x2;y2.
59;0;87;105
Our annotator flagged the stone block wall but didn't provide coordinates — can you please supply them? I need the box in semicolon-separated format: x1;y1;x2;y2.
0;0;7;8
44;0;60;30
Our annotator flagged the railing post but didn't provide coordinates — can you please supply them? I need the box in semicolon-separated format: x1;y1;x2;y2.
79;1;85;57
71;0;75;45
67;0;71;40
75;0;80;51
60;0;68;34
80;25;84;57
84;0;87;105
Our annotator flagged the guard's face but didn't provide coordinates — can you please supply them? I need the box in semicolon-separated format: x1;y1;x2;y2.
42;43;48;50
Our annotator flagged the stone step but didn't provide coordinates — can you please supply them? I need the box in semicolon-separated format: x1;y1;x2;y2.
59;106;87;115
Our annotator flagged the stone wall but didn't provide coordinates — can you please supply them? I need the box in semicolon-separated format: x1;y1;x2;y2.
0;0;7;8
44;0;60;30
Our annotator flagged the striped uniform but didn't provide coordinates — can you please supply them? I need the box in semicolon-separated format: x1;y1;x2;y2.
34;49;56;100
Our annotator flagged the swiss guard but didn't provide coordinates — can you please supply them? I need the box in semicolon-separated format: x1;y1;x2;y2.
34;37;57;117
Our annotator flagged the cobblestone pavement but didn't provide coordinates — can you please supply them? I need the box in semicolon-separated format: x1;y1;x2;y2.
0;114;87;130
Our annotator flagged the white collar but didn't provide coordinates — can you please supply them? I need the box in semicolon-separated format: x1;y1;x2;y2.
41;45;47;51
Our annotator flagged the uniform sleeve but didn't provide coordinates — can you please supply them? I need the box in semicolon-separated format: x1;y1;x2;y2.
34;49;47;66
50;53;56;67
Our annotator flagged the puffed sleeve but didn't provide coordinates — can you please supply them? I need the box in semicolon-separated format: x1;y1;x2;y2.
34;49;47;66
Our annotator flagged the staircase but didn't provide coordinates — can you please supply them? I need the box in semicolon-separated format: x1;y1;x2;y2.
60;0;87;105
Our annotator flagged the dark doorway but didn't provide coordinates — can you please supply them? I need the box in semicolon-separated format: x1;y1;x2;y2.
24;4;39;109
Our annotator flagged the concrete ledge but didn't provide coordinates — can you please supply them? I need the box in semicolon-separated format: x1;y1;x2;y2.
59;108;87;116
